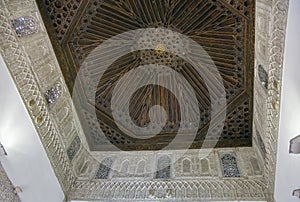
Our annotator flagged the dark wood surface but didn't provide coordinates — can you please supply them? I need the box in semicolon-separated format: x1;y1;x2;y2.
36;0;255;151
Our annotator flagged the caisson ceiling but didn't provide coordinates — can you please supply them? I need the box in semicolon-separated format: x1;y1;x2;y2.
36;0;255;151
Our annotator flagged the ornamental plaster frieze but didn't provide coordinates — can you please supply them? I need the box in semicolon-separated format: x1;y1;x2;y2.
70;177;266;201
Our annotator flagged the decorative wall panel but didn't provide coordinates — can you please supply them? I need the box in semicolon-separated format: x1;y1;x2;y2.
95;157;113;179
221;154;241;177
12;16;38;37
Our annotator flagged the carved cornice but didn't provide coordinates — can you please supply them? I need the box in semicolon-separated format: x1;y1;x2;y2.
70;178;266;201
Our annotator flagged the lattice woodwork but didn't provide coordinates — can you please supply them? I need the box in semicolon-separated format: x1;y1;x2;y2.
37;0;255;150
225;0;251;17
95;157;113;179
43;0;83;41
221;154;241;177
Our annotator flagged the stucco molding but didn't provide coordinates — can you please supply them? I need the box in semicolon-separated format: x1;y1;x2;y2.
70;177;266;201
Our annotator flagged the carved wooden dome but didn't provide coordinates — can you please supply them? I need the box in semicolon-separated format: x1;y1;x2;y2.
37;0;255;151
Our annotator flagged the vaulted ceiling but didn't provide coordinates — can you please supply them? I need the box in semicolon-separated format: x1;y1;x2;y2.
36;0;255;151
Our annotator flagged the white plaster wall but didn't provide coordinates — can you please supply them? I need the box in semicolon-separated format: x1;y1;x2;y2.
0;54;64;201
275;0;300;201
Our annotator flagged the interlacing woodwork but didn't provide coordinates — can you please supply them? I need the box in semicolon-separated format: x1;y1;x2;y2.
37;0;256;150
43;0;83;41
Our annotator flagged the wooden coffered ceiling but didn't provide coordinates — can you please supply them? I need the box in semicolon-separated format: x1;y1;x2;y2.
36;0;255;151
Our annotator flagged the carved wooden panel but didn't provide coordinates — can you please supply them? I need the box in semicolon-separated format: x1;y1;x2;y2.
43;0;83;41
37;0;255;151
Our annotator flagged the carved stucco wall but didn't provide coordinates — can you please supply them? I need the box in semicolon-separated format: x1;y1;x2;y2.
69;147;266;201
0;0;77;195
252;0;290;199
0;163;21;202
0;0;289;201
254;0;272;145
253;0;273;181
261;0;289;200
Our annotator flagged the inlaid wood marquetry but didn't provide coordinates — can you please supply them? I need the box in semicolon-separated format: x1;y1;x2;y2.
36;0;255;151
